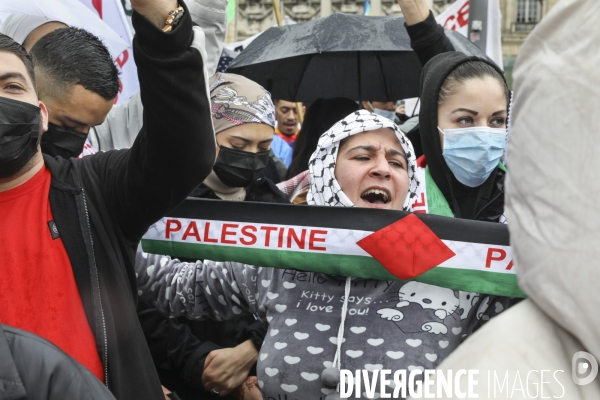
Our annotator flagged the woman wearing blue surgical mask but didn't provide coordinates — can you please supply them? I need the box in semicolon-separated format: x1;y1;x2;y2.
410;53;510;222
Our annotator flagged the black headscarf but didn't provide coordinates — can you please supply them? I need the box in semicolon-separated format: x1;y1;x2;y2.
418;52;508;219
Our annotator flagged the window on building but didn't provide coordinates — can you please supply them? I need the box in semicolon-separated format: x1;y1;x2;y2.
516;0;540;23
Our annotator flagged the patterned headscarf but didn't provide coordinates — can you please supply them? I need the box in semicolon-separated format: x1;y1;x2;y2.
307;110;419;210
208;72;276;135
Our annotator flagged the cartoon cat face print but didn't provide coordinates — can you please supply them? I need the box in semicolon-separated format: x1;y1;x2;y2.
396;282;459;320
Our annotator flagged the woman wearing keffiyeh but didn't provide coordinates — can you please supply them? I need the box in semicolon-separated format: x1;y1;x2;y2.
135;109;510;399
278;110;419;208
307;110;419;210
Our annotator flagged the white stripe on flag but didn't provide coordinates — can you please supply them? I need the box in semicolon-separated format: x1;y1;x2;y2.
441;240;515;274
145;218;372;257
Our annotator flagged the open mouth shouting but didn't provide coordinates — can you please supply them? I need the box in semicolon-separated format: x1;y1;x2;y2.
360;187;391;208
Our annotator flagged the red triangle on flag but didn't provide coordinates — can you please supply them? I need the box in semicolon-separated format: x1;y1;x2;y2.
357;214;455;280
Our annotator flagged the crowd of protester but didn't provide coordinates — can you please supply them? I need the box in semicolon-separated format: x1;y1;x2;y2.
0;0;597;399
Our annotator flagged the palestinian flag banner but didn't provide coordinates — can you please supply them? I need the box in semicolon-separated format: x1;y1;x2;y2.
142;199;525;298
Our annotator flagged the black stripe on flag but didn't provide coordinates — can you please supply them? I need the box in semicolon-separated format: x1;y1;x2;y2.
167;199;509;246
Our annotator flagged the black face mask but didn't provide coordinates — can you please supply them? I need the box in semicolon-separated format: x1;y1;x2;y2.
0;97;41;179
213;146;270;188
41;122;88;159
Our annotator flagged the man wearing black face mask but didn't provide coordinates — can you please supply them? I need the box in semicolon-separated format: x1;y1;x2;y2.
29;27;118;159
0;0;216;398
2;0;230;161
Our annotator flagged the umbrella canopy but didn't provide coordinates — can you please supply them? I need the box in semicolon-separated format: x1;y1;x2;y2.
444;30;489;60
227;12;490;102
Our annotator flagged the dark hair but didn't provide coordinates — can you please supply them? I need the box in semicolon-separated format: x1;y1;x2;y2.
438;61;509;107
287;97;359;178
274;99;297;107
30;27;119;101
0;34;36;89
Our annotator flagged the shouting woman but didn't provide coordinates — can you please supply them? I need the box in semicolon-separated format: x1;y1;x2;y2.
136;107;511;399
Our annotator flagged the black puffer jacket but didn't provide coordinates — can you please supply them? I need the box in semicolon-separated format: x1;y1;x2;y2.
0;324;115;400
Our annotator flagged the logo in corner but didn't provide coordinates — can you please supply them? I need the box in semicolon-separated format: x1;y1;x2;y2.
572;351;598;385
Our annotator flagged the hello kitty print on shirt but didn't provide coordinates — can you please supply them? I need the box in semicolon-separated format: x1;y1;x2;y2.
135;249;516;400
377;281;476;335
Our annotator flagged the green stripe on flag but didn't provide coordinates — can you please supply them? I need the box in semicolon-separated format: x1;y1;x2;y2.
418;267;526;298
142;239;398;281
142;239;526;297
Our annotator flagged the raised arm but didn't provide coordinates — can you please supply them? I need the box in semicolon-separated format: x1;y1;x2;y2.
84;0;216;241
397;0;455;66
89;0;228;151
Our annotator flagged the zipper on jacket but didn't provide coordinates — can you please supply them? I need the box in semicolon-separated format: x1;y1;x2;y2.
82;189;109;386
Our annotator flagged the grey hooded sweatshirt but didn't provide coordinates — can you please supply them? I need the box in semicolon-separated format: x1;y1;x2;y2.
136;249;510;399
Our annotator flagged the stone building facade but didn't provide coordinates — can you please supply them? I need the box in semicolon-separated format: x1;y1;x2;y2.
227;0;560;87
499;0;559;57
231;0;558;57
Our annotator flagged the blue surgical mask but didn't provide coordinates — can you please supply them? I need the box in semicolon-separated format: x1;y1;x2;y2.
369;102;396;122
438;126;507;187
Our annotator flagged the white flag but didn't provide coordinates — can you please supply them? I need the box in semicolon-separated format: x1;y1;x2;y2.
486;0;503;69
0;0;138;104
435;0;470;36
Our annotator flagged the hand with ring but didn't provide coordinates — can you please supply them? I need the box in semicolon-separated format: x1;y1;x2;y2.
212;389;220;395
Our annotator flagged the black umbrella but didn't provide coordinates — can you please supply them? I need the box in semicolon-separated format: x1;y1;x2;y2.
227;13;490;102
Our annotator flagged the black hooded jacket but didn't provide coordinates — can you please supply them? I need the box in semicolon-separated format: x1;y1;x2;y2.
419;52;507;221
14;4;215;400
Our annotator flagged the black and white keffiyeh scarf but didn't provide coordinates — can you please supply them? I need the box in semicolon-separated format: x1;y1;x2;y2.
307;110;419;210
